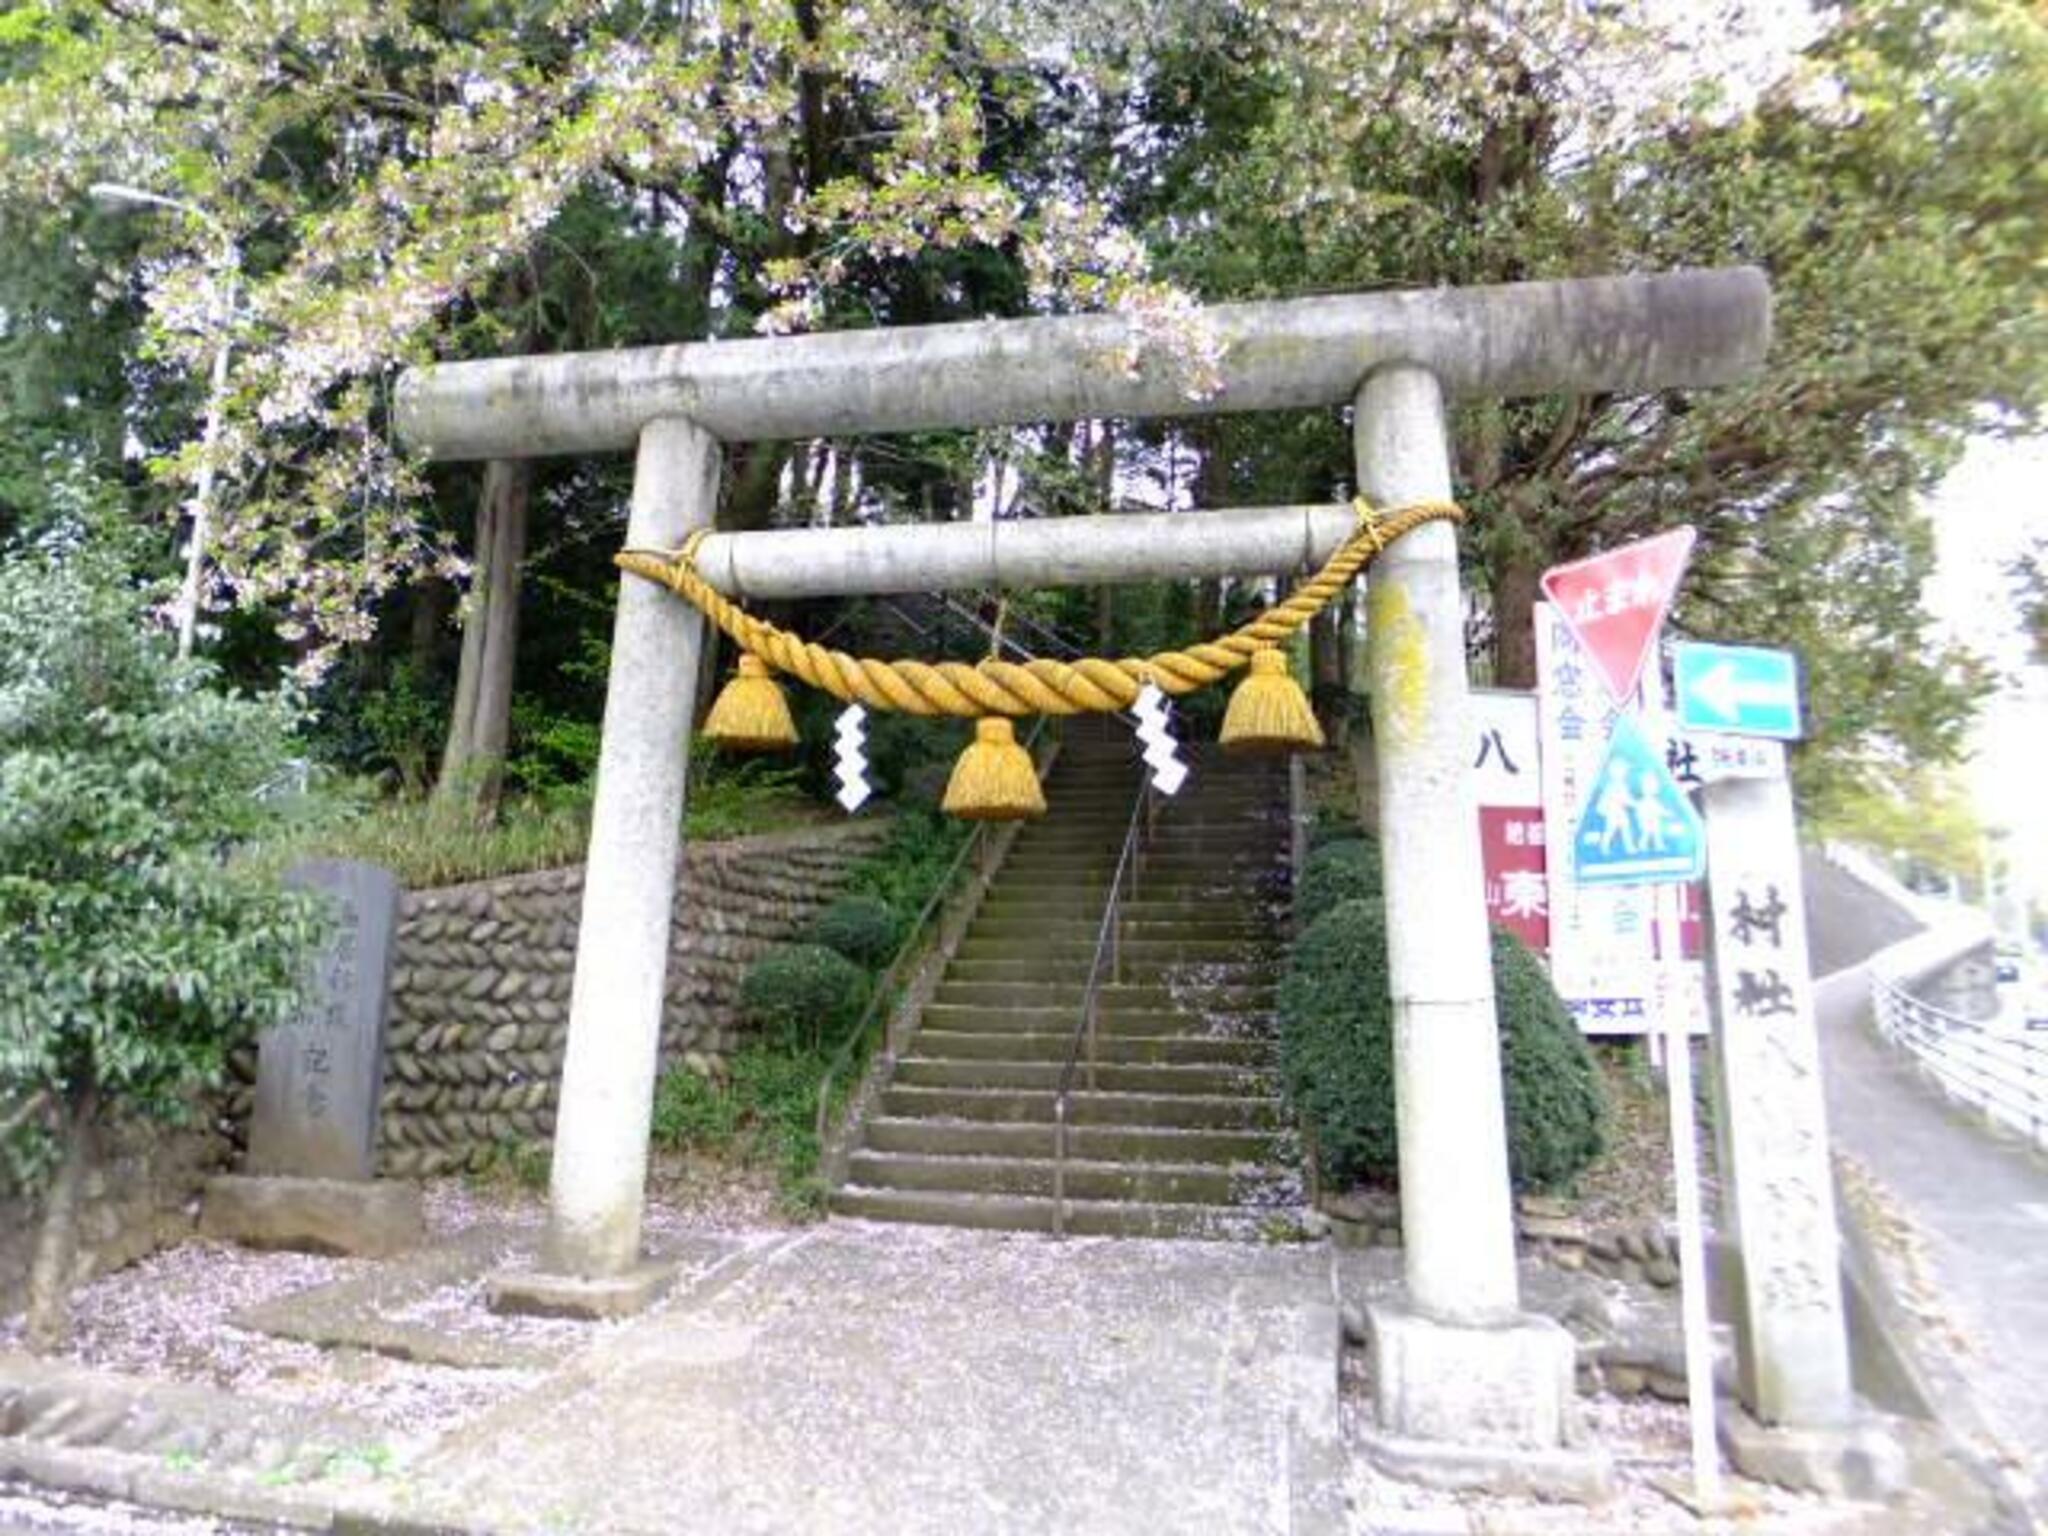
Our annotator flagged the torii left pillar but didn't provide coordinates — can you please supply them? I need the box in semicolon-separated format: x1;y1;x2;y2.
488;415;718;1318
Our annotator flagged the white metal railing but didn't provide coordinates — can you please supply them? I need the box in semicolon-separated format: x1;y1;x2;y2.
1869;971;2048;1153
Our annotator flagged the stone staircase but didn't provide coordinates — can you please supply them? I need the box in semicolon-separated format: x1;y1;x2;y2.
832;728;1302;1238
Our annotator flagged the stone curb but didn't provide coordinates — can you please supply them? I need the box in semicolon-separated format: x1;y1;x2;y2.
0;1437;343;1531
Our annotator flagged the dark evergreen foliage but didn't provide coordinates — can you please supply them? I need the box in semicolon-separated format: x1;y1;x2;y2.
1277;899;1606;1193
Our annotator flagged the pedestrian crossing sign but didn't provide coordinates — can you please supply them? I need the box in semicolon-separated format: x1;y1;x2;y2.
1572;714;1705;886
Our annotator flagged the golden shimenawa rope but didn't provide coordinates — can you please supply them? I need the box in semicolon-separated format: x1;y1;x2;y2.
615;497;1462;718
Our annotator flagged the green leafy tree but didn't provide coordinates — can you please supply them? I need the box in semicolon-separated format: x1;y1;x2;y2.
1812;765;1987;887
0;530;323;1349
0;2;1210;665
1140;0;2044;811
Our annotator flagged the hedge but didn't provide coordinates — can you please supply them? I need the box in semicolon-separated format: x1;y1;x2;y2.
1294;836;1384;928
1277;899;1606;1193
739;943;871;1052
801;894;903;970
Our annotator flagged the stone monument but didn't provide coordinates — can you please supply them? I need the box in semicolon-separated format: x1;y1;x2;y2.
1703;773;1904;1498
204;860;423;1256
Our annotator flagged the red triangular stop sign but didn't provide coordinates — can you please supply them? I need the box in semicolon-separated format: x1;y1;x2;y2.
1539;527;1695;704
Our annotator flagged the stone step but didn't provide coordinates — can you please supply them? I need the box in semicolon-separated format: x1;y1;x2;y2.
996;852;1287;875
1015;817;1286;841
986;882;1287;910
941;959;1281;991
965;915;1274;944
894;1056;1272;1095
1040;799;1284;817
992;884;1287;908
956;925;1282;954
1006;846;1285;871
1043;778;1286;798
879;1084;1285;1129
966;912;1273;940
846;1150;1292;1205
910;1029;1271;1066
919;1003;1272;1037
829;1185;1292;1240
928;979;1276;1012
1003;845;1289;867
861;1116;1284;1164
949;937;1281;966
975;894;1286;922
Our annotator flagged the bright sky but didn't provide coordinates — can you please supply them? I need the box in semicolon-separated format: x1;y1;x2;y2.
1924;436;2048;918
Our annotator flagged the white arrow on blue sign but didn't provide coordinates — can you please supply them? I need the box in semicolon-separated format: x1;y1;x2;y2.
1573;714;1706;887
1673;642;1802;741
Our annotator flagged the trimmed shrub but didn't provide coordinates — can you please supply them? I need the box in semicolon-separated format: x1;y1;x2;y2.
1492;928;1609;1190
1295;836;1383;928
802;894;902;970
1307;809;1365;851
1277;899;1606;1193
739;943;870;1051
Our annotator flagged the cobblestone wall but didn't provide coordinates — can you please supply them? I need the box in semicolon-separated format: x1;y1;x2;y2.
4;821;886;1315
0;1115;231;1321
366;820;888;1178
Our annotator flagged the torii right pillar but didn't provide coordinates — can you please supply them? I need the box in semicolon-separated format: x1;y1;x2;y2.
1353;363;1610;1498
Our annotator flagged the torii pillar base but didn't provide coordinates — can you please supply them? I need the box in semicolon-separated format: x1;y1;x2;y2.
1358;1303;1613;1501
487;1261;676;1322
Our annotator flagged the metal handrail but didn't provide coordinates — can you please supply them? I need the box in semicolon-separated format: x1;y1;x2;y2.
813;718;1050;1144
1870;970;2048;1151
1050;771;1152;1238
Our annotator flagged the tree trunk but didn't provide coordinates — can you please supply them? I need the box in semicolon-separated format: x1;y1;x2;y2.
1311;608;1343;694
408;575;450;683
24;1083;96;1354
435;458;532;813
1492;546;1544;690
1342;588;1370;695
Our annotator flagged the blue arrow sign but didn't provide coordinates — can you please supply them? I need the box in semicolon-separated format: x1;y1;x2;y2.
1673;642;1802;740
1573;714;1705;887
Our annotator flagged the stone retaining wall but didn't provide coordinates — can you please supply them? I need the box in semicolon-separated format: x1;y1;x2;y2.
1322;1189;1683;1289
330;820;887;1179
0;1115;231;1321
8;821;886;1317
1322;1189;1699;1403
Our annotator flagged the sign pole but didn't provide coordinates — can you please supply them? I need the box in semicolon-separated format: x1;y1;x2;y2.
1658;878;1723;1510
1541;531;1723;1507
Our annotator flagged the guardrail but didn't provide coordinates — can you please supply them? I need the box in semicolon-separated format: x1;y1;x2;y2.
1869;970;2048;1154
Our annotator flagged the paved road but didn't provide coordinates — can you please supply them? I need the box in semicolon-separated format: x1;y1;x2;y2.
1809;869;2048;1517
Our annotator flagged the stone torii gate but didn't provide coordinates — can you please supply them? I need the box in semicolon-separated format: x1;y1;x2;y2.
394;268;1770;1482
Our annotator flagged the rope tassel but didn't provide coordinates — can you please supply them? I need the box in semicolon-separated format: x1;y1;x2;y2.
702;654;799;752
1219;647;1325;754
942;717;1046;821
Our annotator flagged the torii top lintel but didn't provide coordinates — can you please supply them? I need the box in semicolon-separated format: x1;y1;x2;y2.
394;266;1769;462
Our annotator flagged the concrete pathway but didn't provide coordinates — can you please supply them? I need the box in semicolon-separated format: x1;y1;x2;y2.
1809;869;2048;1516
375;1223;1340;1536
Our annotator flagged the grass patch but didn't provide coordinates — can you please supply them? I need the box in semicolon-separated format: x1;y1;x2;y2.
271;756;827;889
651;1043;851;1216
